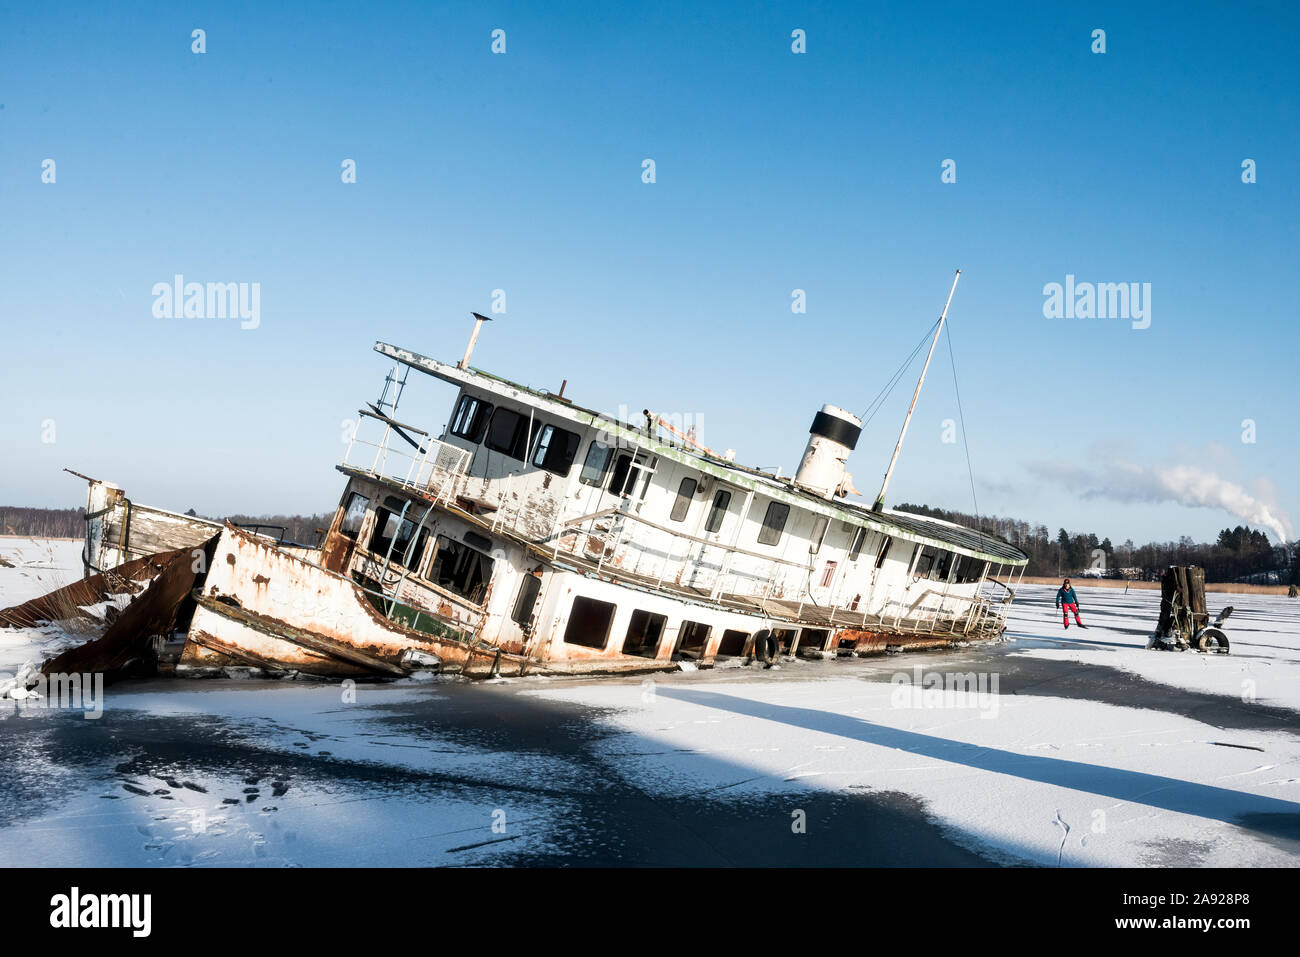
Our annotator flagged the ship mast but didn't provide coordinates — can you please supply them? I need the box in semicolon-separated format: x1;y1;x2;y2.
872;268;962;512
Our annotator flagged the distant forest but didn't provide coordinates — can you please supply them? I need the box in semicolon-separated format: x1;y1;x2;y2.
895;503;1296;584
0;506;332;547
3;502;1294;584
0;506;86;539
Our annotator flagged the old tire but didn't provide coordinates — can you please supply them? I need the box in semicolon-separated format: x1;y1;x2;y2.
1196;627;1230;654
753;630;777;664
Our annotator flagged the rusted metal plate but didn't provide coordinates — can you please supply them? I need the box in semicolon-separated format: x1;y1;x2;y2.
40;540;216;680
0;551;166;629
830;627;955;655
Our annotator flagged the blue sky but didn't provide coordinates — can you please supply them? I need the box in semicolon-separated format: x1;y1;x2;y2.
1;1;1296;545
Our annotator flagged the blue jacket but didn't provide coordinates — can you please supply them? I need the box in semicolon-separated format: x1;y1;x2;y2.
1056;585;1078;607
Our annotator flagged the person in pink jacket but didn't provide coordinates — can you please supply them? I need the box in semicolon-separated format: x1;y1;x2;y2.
1055;578;1086;629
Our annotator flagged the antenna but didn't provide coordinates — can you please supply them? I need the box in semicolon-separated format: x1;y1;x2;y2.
872;269;962;511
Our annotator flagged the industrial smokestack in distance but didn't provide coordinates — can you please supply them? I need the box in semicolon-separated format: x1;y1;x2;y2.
794;405;863;499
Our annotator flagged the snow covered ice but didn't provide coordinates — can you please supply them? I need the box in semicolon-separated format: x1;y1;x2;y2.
1;540;1297;866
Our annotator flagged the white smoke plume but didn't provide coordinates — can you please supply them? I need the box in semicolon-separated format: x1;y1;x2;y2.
1030;459;1293;543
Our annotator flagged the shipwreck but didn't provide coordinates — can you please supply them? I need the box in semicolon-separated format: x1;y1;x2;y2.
3;272;1029;681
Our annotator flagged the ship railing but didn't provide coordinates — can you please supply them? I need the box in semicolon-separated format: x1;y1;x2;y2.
785;575;1012;639
551;504;812;602
490;471;530;534
547;504;1018;638
342;409;470;506
857;587;1008;639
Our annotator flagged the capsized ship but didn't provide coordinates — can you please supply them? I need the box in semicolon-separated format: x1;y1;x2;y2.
7;273;1029;680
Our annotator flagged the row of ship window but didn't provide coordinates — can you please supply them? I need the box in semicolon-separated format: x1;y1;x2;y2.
446;394;985;583
450;394;860;551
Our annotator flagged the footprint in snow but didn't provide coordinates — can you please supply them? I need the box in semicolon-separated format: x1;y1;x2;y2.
1052;811;1071;867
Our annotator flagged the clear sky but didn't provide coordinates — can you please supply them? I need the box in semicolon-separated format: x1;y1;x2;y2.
1;1;1296;545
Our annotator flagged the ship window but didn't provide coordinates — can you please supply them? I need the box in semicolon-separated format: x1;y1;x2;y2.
579;441;614;486
933;550;953;581
716;629;749;657
675;620;711;656
773;627;798;654
485;408;540;461
809;515;829;553
368;499;407;555
511;574;541;626
449;395;494;443
339;492;369;539
757;501;789;545
849;526;867;560
532;424;580;475
609;454;652;500
820;561;837;587
623;609;666;658
954;558;986;583
608;453;634;496
800;628;829;653
408;528;431;572
704;490;731;534
875;536;894;569
464;530;493;553
669;478;696;522
369;501;429;570
428;535;495;604
913;547;934;579
563;596;616;649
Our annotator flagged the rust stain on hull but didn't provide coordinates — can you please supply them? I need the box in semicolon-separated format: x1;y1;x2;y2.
831;627;959;655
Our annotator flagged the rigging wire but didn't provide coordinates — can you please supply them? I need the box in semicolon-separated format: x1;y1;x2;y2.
944;316;987;552
859;318;941;428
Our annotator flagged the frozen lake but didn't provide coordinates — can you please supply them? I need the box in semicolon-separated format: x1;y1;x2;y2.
2;538;1297;866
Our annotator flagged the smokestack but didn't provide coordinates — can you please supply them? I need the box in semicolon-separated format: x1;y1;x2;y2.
794;405;862;499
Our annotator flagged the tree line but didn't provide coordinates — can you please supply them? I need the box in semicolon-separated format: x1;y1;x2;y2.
895;503;1296;584
0;506;85;539
5;501;1294;584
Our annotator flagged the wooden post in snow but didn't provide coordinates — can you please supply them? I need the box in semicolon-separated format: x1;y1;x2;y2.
1157;566;1208;642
